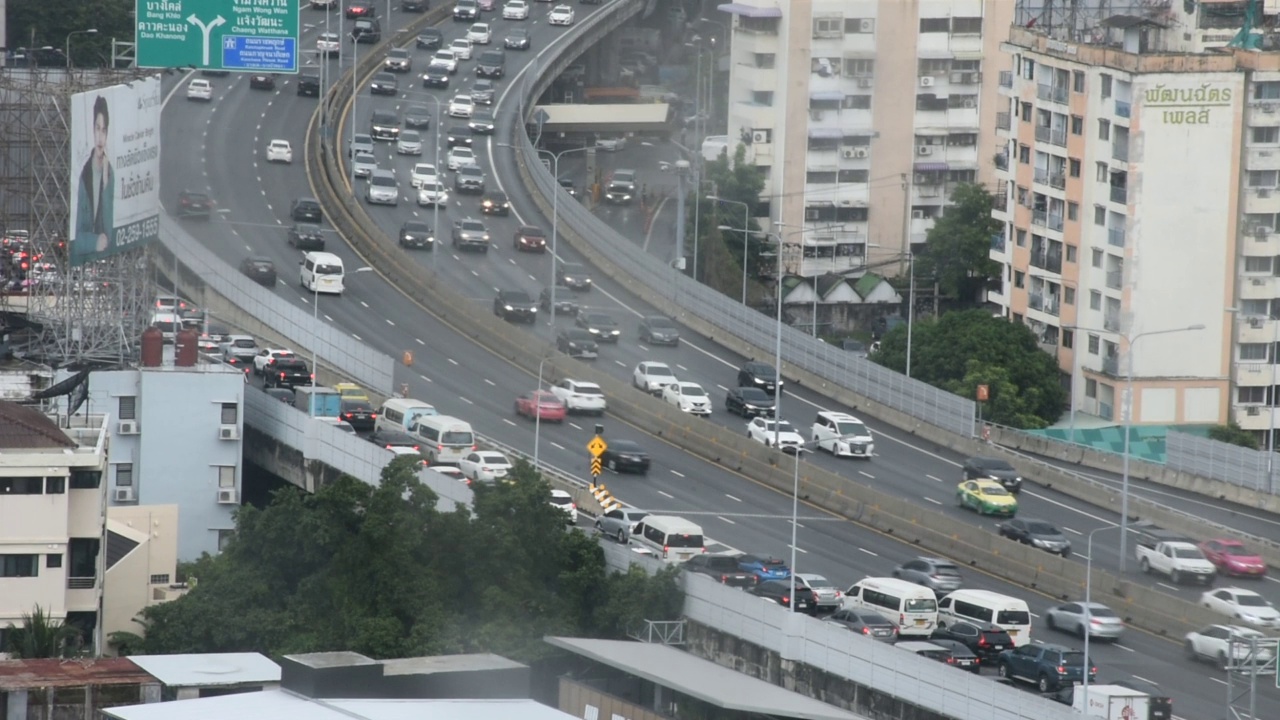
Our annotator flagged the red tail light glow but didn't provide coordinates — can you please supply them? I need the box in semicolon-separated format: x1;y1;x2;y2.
280;372;286;380
662;545;670;558
861;627;871;635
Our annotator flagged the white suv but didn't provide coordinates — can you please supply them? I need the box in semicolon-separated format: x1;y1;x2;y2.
633;361;677;395
186;79;213;101
812;411;875;458
551;379;607;415
662;381;711;416
747;417;804;451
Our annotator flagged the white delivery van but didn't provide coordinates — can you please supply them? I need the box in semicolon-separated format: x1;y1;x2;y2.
300;251;346;295
937;588;1033;646
632;515;705;563
376;398;438;434
411;415;476;465
843;577;939;636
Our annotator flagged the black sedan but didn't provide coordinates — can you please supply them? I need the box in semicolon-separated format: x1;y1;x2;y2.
370;72;398;95
290;197;322;222
346;0;374;17
684;554;753;587
725;386;776;418
404;104;432;128
288;223;325;251
468;110;495;134
494;289;537;323
541;285;579;314
422;66;450;88
750;580;817;614
823;608;898;642
504;27;530;49
738;361;781;395
176;190;214;218
340;398;378;432
248;73;276;90
446;125;474;147
416;28;444;49
480;191;510;216
575;311;620;342
600;439;649;474
555;328;597;359
926;639;982;673
929;621;1013;661
398;221;434;250
239;256;277;286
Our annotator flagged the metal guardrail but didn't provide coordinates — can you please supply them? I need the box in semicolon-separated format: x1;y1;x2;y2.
1167;430;1274;495
156;215;396;394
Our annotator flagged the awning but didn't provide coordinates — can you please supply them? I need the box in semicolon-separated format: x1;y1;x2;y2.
809;90;844;102
917;50;954;59
952;51;986;60
914;162;950;172
808;128;843;139
717;3;783;18
914;127;951;136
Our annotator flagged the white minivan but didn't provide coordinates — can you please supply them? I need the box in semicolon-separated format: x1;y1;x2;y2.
632;515;705;563
843;577;939;636
411;415;476;465
300;251;346;295
937;589;1033;646
376;398;438;434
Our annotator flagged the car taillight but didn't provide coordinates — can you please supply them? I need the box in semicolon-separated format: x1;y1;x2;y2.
1056;666;1066;673
570;502;577;510
280;372;286;380
721;575;729;583
946;657;956;664
662;545;670;558
861;627;871;635
371;413;378;418
345;413;353;419
978;635;988;647
900;613;906;625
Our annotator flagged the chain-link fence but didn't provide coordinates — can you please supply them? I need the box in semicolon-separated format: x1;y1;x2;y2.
1167;430;1275;495
158;215;396;394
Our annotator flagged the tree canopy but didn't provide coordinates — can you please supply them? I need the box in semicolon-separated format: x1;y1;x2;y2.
687;145;770;302
125;457;683;661
5;606;81;658
872;309;1066;429
8;0;134;66
914;183;1002;305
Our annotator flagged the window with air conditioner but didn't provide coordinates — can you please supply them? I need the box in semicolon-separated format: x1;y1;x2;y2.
220;402;238;425
1245;256;1274;274
114;463;134;487
118;395;137;420
844;18;874;33
752;129;772;144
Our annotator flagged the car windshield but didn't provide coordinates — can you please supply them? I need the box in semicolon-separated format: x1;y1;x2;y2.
355;153;375;164
1027;522;1058;535
1173;547;1206;559
748;364;776;379
315;264;343;276
740;388;771;401
549;495;572;507
233;339;256;348
906;598;938;612
766;421;795;433
575;384;602;395
390;49;408;58
996;610;1030;625
934;564;962;577
1222;544;1250;556
462;221;485;231
1087;606;1118;617
835;420;867;436
586;314;613;325
296;224;320;234
647;365;674;377
985;459;1015;471
648;317;674;328
460;168;482;177
981;486;1010;496
423;183;446;193
1237;595;1269;607
682;385;706;397
250;261;272;270
401;131;420;142
404;223;429;233
503;293;532;303
805;576;834;588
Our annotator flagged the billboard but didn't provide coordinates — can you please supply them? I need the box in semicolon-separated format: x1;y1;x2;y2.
68;77;162;267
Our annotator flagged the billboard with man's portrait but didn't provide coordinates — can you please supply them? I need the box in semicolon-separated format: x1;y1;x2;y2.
68;76;162;266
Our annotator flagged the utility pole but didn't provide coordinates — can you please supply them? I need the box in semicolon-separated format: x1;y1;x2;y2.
673;160;691;270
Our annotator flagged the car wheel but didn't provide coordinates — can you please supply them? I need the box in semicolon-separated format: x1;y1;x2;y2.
997;664;1010;679
1139;557;1151;574
1077;624;1088;638
1046;613;1056;630
1037;675;1053;693
616;529;626;543
1218;651;1230;670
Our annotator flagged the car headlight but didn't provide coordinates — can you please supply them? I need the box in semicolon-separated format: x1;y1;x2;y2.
588;328;599;334
503;304;513;311
610;330;620;335
753;377;764;384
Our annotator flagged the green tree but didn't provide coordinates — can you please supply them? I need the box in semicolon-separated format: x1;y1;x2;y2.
5;605;81;658
872;309;1065;428
914;183;1002;305
8;0;135;67
136;457;683;662
1207;423;1260;450
686;145;770;302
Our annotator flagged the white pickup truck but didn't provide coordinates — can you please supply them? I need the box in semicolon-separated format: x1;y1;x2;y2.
1135;528;1217;585
551;379;607;416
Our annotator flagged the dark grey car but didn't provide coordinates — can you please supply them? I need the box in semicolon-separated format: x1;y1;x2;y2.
404;104;432;128
824;608;898;642
891;556;964;595
541;285;579;314
639;315;680;345
963;456;1023;493
558;262;592;290
998;518;1072;556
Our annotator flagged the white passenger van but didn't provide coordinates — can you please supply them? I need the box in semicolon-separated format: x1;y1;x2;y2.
937;589;1033;646
411;415;476;465
632;515;705;563
375;398;438;434
300;251;346;295
843;577;939;636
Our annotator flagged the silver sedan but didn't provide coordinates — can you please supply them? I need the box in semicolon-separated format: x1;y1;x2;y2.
1044;601;1125;641
595;508;649;543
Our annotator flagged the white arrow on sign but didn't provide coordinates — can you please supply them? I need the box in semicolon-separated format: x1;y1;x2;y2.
187;14;227;67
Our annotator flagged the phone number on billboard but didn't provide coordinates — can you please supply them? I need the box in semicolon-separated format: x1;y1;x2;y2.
117;216;159;248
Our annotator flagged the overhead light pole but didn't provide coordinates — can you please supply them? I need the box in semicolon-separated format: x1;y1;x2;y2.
787;443;814;612
65;29;97;70
310;266;373;381
708;195;750;304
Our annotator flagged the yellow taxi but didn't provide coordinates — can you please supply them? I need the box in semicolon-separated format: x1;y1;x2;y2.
333;382;369;401
956;479;1019;517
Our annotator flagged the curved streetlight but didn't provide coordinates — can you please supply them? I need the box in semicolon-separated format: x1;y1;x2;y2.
65;29;97;70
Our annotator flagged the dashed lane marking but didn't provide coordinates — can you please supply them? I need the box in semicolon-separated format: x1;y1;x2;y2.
858;548;878;556
658;490;674;499
858;470;875;480
726;494;742;502
460;397;473;405
416;338;425;345
670;470;685;478
483;379;495;386
924;497;942;505
550;441;565;450
719;516;736;524
927;474;943;482
447;358;459;365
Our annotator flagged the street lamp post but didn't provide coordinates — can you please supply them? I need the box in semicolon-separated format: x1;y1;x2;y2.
1081;524;1115;714
708;196;750;304
350;32;363;188
533;355;550;470
311;266;373;380
905;250;916;378
788;444;813;612
517;145;595;326
65;29;97;70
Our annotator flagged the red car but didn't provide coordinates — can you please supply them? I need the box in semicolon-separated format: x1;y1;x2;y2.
1199;539;1268;577
515;390;566;422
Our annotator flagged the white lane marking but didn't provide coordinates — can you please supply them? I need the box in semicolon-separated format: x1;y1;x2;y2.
419;374;432;382
1114;644;1135;653
550;441;565;450
483;379;496;386
386;319;395;326
676;364;688;371
1130;675;1158;687
1157;582;1179;591
1073;553;1090;560
1210;677;1227;686
671;470;685;478
638;344;650;352
324;314;334;322
716;384;729;391
416;338;425;345
790;545;809;554
614;360;627;367
927;474;943;482
502;418;516;426
924;497;942;505
857;548;878;557
1063;527;1082;535
460;397;474;404
569;422;582;430
719;516;736;525
658;490;674;499
351;334;362;340
447;358;459;365
360;300;369;308
725;494;742;502
858;470;875;480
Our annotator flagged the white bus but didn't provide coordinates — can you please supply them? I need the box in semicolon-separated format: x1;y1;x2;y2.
411;415;476;465
300;251;346;295
843;577;939;636
937;589;1033;646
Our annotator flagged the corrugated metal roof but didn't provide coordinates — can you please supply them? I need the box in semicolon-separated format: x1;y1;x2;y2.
105;691;574;720
128;654;280;688
0;401;76;449
545;638;866;720
716;3;782;19
532;104;670;132
0;658;151;690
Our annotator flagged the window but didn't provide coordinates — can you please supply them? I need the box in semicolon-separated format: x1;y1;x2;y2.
217;530;235;552
1242;299;1271;316
1018;144;1030;164
1089;291;1101;310
1086;378;1097;398
920;17;949;33
1241;343;1270;361
1072;70;1085;93
1066;245;1077;263
1240;386;1268;403
70;470;101;489
1245;256;1274;273
753;53;775;69
1016;229;1027;247
46;477;65;494
1255;81;1280;100
1063;329;1074;348
1249;170;1279;188
951;17;982;34
751;91;773;106
1014;271;1025;289
118;396;137;420
1064;287;1075;305
1094;205;1106;226
1096;162;1109;182
0;555;38;577
1022;58;1035;80
0;477;44;494
114;463;134;487
1253;127;1280;144
1088;334;1100;354
807;171;837;184
46;554;63;569
1067;202;1079;222
844;18;873;33
812;57;841;76
1070;115;1083;135
947;133;977;146
918;58;950;76
841;94;871;109
843;58;875;77
752;128;772;144
1021;102;1032;122
149;574;171;584
812;16;842;38
218;466;236;489
1092;249;1103;268
1101;73;1112;98
838;169;869;183
1098;119;1111;141
1017;186;1028;206
1069;158;1081;178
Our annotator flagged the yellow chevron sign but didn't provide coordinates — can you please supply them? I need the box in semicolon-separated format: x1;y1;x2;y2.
590;457;603;477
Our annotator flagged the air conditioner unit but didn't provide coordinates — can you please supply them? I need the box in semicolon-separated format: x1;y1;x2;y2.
217;488;239;505
853;147;869;158
117;420;139;435
751;130;769;144
920;76;935;88
1249;406;1262;416
1255;225;1272;239
1253;278;1267;286
114;487;136;503
962;98;977;109
859;18;874;33
857;77;873;89
1264;103;1277;114
218;425;240;440
911;209;926;219
840;148;857;158
917;145;932;156
1250;317;1266;329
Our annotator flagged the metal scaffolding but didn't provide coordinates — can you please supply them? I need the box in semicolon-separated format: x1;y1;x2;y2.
1226;635;1279;720
0;67;154;367
1014;0;1168;44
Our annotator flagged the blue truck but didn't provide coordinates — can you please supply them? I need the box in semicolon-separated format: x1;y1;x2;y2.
294;386;342;418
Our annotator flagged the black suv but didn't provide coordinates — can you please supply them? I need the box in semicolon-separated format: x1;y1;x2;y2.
416;28;443;49
750;579;817;614
557;262;592;290
291;197;322;222
738;361;781;395
684;554;753;587
446;125;474;147
453;0;478;20
556;328;598;359
370;109;400;139
541;284;579;314
962;456;1023;493
288;223;325;250
638;315;679;345
930;621;1014;661
265;358;312;389
504;27;531;50
575;311;620;342
599;439;650;474
494;289;537;323
404;104;432;128
477;49;505;78
176;190;214;218
480;191;509;216
997;518;1071;556
296;74;321;97
398;221;434;250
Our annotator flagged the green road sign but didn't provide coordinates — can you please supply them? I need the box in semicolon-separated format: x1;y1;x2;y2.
136;0;299;73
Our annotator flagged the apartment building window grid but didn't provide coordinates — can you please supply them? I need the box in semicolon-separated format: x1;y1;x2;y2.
118;396;137;420
813;16;842;39
115;463;134;487
1;554;38;577
218;466;237;489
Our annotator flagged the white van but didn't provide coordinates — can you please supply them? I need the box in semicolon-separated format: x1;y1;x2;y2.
632;515;705;563
376;398;438;434
411;415;476;465
300;251;346;295
843;577;939;636
937;589;1033;646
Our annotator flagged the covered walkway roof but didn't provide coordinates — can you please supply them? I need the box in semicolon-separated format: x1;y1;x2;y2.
532;104;671;133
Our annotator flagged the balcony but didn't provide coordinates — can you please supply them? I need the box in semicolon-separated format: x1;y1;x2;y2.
1048;173;1065;190
997;112;1011;130
1106;270;1124;290
991;233;1006;251
67;576;96;590
1113;142;1129;162
1048;213;1064;232
1108;227;1126;248
1037;83;1068;104
1104;312;1120;332
999;70;1013;88
1102;355;1120;376
1030;250;1063;274
1034;125;1067;146
1032;209;1047;228
1115;100;1131;118
1029;293;1060;316
1110;185;1128;204
993;193;1009;212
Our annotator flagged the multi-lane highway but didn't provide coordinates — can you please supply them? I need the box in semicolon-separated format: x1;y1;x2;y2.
159;3;1279;716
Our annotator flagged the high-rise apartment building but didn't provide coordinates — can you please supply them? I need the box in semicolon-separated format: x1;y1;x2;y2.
719;0;1013;278
991;3;1280;433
